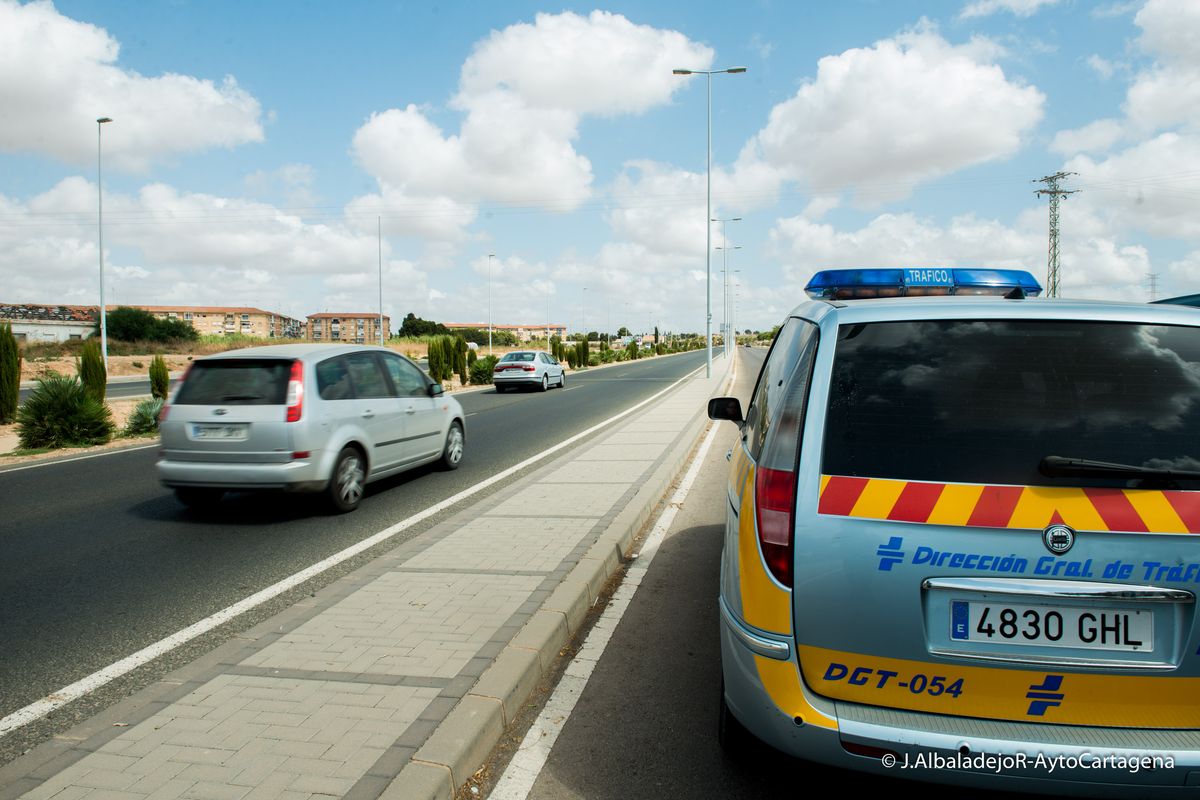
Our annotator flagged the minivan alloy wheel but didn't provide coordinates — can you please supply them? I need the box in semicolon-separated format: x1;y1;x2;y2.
329;447;365;512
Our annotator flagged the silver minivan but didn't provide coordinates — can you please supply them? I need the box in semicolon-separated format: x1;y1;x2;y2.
157;344;465;512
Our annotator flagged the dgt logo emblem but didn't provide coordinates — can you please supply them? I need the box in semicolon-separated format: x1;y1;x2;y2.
1026;675;1065;716
876;537;905;571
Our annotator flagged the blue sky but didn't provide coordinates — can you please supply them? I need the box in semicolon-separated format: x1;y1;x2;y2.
2;0;1198;335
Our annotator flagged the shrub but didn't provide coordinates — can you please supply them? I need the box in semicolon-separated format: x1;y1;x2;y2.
16;374;114;449
565;350;577;369
626;341;639;360
100;306;198;343
149;354;170;399
454;336;468;384
469;355;497;384
78;338;107;402
125;397;165;436
575;339;588;370
0;322;19;424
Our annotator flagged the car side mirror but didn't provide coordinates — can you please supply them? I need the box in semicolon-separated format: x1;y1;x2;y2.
708;397;743;424
428;383;445;398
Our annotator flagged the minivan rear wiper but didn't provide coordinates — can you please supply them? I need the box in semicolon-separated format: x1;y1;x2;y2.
1039;455;1200;483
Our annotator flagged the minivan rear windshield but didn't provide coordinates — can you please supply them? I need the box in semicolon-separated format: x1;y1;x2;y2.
175;359;291;406
821;320;1200;487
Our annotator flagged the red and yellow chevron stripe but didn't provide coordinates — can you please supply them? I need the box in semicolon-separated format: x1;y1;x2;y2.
818;475;1200;534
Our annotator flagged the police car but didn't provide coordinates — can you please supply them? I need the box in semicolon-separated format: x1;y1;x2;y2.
709;267;1200;795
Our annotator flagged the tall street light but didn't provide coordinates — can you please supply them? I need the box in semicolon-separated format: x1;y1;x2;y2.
488;253;496;355
712;215;741;357
673;66;746;378
96;116;113;372
716;248;741;356
378;216;385;346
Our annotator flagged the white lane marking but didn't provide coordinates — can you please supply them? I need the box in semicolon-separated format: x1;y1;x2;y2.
490;418;725;800
0;364;707;737
0;443;160;474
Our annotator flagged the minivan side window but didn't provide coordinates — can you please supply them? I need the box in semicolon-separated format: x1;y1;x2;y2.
381;353;428;397
316;356;353;400
343;352;391;399
743;318;819;462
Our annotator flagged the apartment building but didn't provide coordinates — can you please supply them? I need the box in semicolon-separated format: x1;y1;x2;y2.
306;313;391;344
443;322;567;342
141;306;305;338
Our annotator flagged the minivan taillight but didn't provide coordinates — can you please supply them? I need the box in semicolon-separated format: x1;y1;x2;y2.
286;360;304;422
755;467;795;588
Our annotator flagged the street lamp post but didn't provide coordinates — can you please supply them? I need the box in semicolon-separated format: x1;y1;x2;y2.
378;217;385;346
712;216;741;357
715;248;741;355
673;66;746;378
96;116;112;372
488;253;496;355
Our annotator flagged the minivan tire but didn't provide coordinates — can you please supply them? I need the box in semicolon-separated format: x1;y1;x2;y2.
328;446;365;513
440;421;464;470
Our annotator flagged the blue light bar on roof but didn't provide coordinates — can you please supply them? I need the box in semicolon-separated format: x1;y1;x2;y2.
804;268;1042;300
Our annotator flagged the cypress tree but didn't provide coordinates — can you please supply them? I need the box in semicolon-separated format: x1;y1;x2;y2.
149;354;170;399
0;322;19;424
78;338;107;403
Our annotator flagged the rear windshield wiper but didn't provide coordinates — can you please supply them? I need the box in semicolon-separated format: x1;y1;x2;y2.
1040;455;1200;483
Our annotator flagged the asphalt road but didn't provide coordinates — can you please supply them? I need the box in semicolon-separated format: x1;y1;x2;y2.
0;350;708;760
516;348;1017;799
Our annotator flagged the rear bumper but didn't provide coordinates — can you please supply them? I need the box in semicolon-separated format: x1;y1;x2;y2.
493;374;542;386
720;601;1200;796
157;456;326;491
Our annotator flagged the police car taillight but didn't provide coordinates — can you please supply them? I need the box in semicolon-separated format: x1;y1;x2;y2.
755;467;795;587
804;267;1042;300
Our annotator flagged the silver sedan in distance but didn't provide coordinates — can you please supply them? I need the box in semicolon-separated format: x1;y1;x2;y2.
492;350;565;392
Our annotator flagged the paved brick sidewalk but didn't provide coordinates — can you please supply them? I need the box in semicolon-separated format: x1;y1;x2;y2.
0;356;733;800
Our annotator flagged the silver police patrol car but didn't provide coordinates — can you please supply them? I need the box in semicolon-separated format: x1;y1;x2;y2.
709;268;1200;796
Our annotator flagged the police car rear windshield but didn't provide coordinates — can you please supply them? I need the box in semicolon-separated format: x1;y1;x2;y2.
821;320;1200;487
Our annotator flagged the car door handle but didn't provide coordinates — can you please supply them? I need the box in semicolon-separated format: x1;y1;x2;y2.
405;407;416;415
726;449;732;462
361;411;375;419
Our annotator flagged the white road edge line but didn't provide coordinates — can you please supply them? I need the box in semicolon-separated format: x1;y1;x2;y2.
489;365;733;800
0;443;160;474
0;363;710;737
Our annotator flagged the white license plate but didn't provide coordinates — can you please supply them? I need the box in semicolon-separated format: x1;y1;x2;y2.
191;424;248;441
951;600;1152;652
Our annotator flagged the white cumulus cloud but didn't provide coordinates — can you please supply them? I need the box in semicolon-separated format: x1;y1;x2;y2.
349;11;712;243
0;0;264;170
742;26;1044;204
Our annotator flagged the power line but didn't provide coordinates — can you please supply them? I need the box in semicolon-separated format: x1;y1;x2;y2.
1033;171;1078;298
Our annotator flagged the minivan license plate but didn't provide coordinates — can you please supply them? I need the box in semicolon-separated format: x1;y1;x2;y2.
951;600;1152;651
192;424;248;441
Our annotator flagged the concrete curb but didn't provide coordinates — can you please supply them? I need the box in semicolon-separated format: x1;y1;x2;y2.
386;357;732;800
